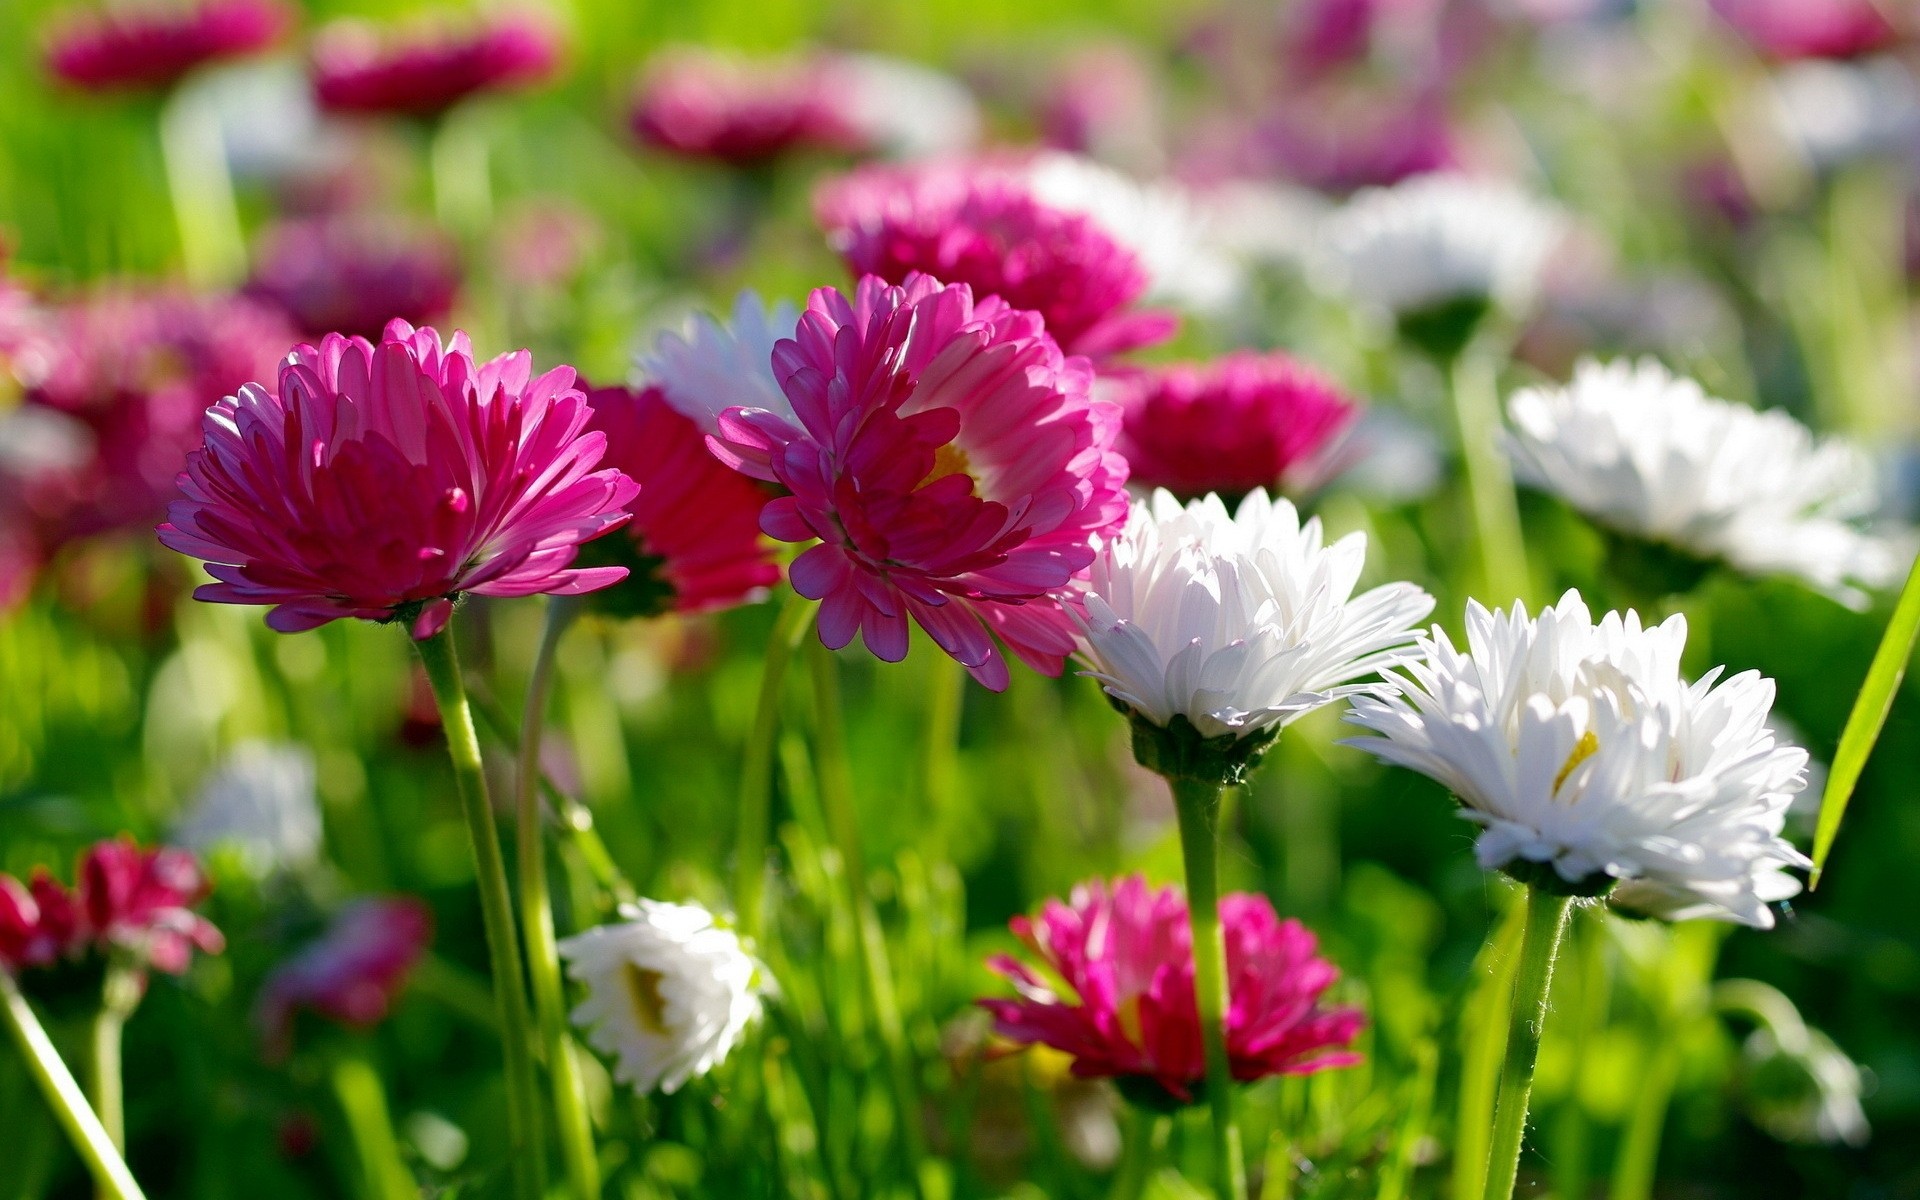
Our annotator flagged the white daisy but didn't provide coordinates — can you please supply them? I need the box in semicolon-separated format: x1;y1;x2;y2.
1074;489;1435;741
1343;591;1811;928
1505;358;1902;606
173;740;323;877
558;899;762;1096
1021;152;1242;314
1769;57;1920;173
1316;172;1565;318
635;291;797;435
826;53;981;160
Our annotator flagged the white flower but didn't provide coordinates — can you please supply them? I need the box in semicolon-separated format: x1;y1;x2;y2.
1769;57;1920;172
635;291;797;435
826;53;981;160
558;900;762;1096
1505;358;1903;605
1343;591;1811;928
1739;1024;1872;1147
1316;173;1565;317
173;740;322;877
1021;152;1242;314
1074;489;1435;740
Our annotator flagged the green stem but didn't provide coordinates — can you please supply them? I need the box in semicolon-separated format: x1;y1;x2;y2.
413;626;547;1200
806;640;928;1198
1450;347;1532;607
329;1050;417;1200
1482;886;1573;1200
918;654;966;857
515;598;600;1200
87;963;140;1175
0;973;146;1200
1606;1041;1680;1200
1168;776;1247;1200
1108;1111;1168;1200
734;593;816;943
157;88;245;289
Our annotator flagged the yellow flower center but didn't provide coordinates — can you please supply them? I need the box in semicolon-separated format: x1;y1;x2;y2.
621;963;670;1035
922;443;973;488
1553;729;1601;797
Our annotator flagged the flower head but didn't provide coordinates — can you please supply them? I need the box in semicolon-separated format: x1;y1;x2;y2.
1075;490;1433;761
1505;358;1902;606
158;319;637;639
636;291;798;436
1344;591;1812;927
558;899;762;1096
631;48;859;165
76;838;226;974
311;9;559;119
1710;0;1897;61
256;897;433;1060
820;52;982;160
173;741;323;878
712;274;1130;690
577;383;780;617
1238;87;1456;194
1113;352;1359;500
817;159;1178;358
0;873;80;974
246;215;461;340
981;875;1363;1105
44;0;289;93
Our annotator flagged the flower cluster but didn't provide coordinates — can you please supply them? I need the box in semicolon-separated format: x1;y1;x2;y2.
981;875;1363;1103
0;839;223;977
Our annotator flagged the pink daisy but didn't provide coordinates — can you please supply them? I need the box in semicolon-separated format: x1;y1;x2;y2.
815;159;1177;359
711;274;1129;691
157;319;637;639
311;9;559;119
43;0;290;93
630;47;859;166
0;839;223;978
1710;0;1898;61
981;875;1364;1104
578;383;781;617
1114;351;1359;500
255;897;433;1060
246;214;462;341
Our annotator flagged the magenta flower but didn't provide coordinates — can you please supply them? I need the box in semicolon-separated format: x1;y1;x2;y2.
1114;351;1359;500
578;383;781;617
711;274;1129;690
0;839;222;977
158;319;637;639
981;876;1363;1104
0;872;81;974
816;160;1177;359
311;9;559;119
1710;0;1897;60
255;898;433;1060
631;47;858;166
246;215;461;341
1243;88;1455;193
43;0;289;93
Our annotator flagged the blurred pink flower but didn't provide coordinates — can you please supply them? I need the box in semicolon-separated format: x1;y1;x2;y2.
0;839;222;977
579;383;781;617
158;319;637;639
817;159;1176;358
1113;352;1359;500
311;10;559;119
1240;88;1455;193
246;214;462;341
631;47;858;166
711;274;1129;690
43;0;290;93
981;875;1363;1103
1038;44;1163;168
256;898;433;1060
1710;0;1898;61
0;873;81;974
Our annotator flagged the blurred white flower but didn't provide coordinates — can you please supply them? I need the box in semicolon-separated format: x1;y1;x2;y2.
1739;1024;1872;1147
173;740;322;877
636;291;796;436
1316;173;1565;318
827;53;981;160
1074;489;1434;740
1194;180;1330;271
1769;57;1920;173
558;899;762;1095
1505;358;1903;606
1022;152;1242;314
1344;591;1811;928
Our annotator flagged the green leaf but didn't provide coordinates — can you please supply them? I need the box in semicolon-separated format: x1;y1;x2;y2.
1813;551;1920;885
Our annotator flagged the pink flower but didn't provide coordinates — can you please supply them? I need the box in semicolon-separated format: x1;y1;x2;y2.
1242;87;1455;193
1114;352;1359;500
631;48;859;166
712;274;1129;690
0;839;223;977
311;10;559;119
981;876;1364;1104
255;898;433;1060
0;872;82;974
246;215;461;341
43;0;290;93
157;319;638;639
1710;0;1898;61
578;383;781;617
21;287;296;542
816;160;1177;359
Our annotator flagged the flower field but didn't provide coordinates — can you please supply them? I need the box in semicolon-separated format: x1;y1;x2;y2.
1;1;1917;1198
